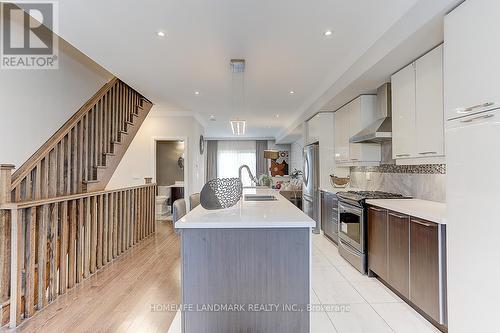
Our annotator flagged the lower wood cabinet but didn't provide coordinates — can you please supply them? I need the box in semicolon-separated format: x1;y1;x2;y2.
387;212;410;298
368;207;388;280
410;218;440;322
368;206;446;326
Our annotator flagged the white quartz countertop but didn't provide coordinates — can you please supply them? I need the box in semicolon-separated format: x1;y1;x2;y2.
175;188;315;229
365;199;447;225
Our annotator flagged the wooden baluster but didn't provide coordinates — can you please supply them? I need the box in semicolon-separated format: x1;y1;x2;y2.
110;85;116;146
152;186;155;233
100;97;105;162
96;195;103;269
77;121;83;192
117;82;121;134
24;172;31;202
48;149;57;198
102;193;108;265
87;108;95;176
41;157;49;199
68;200;76;289
103;92;109;154
84;198;91;278
142;188;146;240
121;83;126;132
59;201;68;295
0;164;14;315
37;204;49;309
34;162;41;200
135;188;140;244
122;191;127;251
57;141;64;196
10;208;23;327
90;196;97;273
147;186;150;236
25;207;36;317
65;134;71;195
117;191;122;254
130;189;135;246
107;193;113;262
145;187;148;237
83;114;89;181
76;198;84;284
112;192;118;258
48;203;58;302
71;127;77;194
127;190;131;249
93;105;99;170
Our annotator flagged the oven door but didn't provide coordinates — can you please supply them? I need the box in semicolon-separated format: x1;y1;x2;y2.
338;201;364;252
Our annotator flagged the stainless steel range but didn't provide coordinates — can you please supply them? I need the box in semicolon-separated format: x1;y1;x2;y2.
336;191;410;274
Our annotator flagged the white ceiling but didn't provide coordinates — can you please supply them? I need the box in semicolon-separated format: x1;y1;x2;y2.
55;0;454;139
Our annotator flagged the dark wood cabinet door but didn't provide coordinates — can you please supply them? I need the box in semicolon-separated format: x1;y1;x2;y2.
387;212;410;298
410;218;440;322
368;207;388;280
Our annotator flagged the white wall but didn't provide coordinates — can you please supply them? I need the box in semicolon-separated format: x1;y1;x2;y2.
0;33;112;168
106;109;206;197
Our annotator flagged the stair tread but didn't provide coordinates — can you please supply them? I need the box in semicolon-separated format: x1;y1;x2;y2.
118;130;128;134
83;179;99;184
94;165;106;169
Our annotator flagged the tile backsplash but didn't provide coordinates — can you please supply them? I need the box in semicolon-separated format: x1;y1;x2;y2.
349;164;446;203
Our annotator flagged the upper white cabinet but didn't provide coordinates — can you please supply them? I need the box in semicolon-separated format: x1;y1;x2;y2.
305;113;336;189
335;95;381;166
392;62;416;159
416;46;444;157
391;45;444;163
305;114;321;145
445;0;500;121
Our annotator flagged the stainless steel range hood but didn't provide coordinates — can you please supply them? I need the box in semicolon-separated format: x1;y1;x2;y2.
351;83;392;144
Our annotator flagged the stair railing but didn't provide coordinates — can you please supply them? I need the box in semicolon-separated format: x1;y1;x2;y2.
10;78;151;203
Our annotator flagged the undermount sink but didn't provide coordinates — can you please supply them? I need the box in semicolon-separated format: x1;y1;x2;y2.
244;194;277;201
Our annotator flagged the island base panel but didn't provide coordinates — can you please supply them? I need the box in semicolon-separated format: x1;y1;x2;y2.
181;228;310;333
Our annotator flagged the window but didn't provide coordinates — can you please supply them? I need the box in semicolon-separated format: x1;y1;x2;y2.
217;140;256;187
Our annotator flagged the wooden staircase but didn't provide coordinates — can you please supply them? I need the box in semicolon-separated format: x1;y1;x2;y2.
0;77;157;328
9;78;153;202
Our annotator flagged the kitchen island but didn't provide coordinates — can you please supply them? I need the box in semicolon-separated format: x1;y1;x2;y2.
175;188;315;333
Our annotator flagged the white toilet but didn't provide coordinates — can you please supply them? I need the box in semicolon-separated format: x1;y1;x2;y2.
156;186;171;220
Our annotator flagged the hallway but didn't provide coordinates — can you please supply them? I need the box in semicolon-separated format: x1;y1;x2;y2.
1;222;180;333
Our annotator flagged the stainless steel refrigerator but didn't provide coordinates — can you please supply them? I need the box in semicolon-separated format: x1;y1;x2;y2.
302;143;320;233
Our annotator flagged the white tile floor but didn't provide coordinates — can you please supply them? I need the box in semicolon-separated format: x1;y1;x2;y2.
168;233;441;333
311;234;440;333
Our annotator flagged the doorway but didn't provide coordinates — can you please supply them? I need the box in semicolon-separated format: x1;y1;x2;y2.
156;140;186;220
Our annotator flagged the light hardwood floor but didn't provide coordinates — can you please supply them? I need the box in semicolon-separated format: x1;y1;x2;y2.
1;221;180;333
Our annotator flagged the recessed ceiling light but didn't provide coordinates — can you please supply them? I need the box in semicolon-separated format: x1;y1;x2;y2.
157;31;166;37
324;30;333;37
289;91;295;95
230;120;246;135
209;114;216;121
194;91;200;95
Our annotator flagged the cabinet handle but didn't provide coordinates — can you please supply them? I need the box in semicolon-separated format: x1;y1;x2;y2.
370;207;385;212
418;151;437;155
412;219;434;227
460;113;494;123
396;154;410;157
389;212;408;219
456;102;495;113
